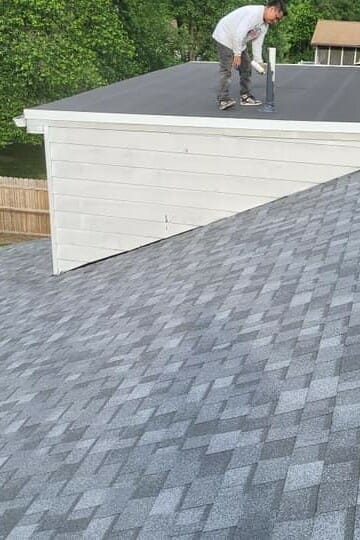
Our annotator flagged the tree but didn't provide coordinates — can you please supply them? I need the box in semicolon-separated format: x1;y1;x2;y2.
170;0;249;61
312;0;360;21
0;0;137;148
280;0;318;62
113;0;179;71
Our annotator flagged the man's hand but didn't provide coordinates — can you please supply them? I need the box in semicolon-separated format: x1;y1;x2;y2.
251;60;266;74
232;54;241;67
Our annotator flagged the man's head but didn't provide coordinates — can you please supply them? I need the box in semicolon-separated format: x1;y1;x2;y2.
264;0;287;24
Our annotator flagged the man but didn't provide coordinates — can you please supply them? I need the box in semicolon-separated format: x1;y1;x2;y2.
212;1;287;110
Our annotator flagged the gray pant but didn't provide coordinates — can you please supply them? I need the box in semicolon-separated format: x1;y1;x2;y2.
215;41;251;102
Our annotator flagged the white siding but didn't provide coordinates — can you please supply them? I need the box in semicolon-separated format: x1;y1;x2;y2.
45;124;360;273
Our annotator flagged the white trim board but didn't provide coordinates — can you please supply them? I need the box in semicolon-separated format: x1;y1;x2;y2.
21;109;360;136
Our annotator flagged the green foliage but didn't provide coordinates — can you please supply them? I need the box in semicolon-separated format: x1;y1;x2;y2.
264;19;290;63
281;0;318;62
0;0;136;148
312;0;360;21
113;0;179;71
170;0;254;61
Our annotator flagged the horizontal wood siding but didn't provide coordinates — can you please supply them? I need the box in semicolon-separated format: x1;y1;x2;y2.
50;128;360;167
47;125;360;273
51;143;355;182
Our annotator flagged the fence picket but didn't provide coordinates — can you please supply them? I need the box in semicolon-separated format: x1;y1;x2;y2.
0;177;50;236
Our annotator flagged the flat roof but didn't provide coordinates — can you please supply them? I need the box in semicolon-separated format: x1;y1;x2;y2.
34;62;360;123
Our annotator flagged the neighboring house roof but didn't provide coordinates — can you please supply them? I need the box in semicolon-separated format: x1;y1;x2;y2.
311;19;360;47
1;169;360;537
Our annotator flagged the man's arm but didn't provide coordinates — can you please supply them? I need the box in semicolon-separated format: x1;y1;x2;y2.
251;29;267;64
232;13;256;67
233;12;256;56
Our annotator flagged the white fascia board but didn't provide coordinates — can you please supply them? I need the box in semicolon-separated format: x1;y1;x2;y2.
22;107;360;136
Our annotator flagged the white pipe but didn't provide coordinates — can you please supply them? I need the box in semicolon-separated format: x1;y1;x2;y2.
263;47;276;112
251;60;265;74
269;47;276;82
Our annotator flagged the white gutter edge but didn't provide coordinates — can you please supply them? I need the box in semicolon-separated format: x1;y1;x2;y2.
13;115;26;128
21;108;360;135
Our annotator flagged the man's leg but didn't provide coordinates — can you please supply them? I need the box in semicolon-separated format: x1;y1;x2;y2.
238;49;252;96
216;41;235;104
238;49;262;105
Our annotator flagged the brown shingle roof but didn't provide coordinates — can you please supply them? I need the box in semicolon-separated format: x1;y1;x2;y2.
311;19;360;47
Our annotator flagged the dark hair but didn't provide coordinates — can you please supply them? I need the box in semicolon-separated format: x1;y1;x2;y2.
267;0;287;16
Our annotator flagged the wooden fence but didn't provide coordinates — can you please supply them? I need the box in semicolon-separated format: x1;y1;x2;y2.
0;176;50;237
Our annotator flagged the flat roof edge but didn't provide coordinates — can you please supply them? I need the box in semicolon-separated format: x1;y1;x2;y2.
312;41;360;47
22;108;360;135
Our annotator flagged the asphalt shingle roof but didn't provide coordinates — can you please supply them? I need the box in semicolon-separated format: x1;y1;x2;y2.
1;170;360;539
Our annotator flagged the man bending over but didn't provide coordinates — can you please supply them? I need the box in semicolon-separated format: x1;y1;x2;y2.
212;1;287;110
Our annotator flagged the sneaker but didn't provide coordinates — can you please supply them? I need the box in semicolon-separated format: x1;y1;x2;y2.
240;94;262;106
218;98;236;110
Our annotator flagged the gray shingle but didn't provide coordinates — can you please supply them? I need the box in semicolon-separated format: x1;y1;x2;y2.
253;457;290;484
277;487;319;521
284;461;324;491
223;465;252;488
2;170;360;538
235;514;276;539
271;518;314;540
83;516;114;539
176;506;207;526
137;514;175;539
150;486;185;515
182;476;223;508
307;376;339;401
113;497;155;530
275;389;308;414
228;445;262;468
203;485;243;531
317;480;358;512
332;404;360;431
206;431;242;454
200;528;236;539
311;510;347;540
322;461;359;484
5;525;38;539
260;438;295;460
198;451;232;477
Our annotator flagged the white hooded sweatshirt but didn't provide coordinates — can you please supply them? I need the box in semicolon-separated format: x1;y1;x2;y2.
212;5;268;63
